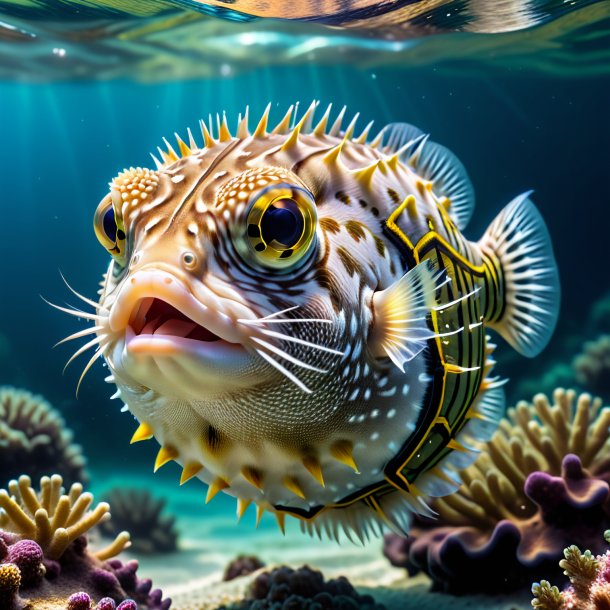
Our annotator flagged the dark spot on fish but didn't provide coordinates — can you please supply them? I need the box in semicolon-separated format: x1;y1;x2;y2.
248;224;261;238
371;207;379;217
387;188;401;205
314;267;343;312
373;235;386;257
345;220;366;242
320;217;341;234
337;246;361;277
205;425;226;455
336;191;351;205
117;229;126;240
359;199;368;208
255;243;266;252
279;248;293;258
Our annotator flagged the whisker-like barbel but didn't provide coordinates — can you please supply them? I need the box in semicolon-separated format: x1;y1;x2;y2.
63;335;107;373
42;297;105;322
261;329;344;356
252;337;329;374
55;326;104;347
59;271;105;311
240;317;333;325
255;348;312;394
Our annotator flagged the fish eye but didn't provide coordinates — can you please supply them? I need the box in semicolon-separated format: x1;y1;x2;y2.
94;195;127;265
239;183;317;271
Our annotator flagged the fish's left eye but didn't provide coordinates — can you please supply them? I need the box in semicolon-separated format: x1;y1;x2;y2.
238;183;317;271
94;195;127;265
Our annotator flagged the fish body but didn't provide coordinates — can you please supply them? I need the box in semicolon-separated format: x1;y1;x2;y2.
73;103;559;541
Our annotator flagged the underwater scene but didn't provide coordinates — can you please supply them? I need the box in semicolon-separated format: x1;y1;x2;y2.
0;1;609;609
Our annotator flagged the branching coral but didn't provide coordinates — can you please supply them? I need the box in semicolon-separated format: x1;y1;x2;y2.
0;474;130;560
100;488;178;554
0;474;171;610
384;388;610;593
531;531;610;610
220;565;385;610
574;335;610;400
0;386;88;488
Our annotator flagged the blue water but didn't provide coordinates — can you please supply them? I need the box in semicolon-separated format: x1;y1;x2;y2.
0;6;609;599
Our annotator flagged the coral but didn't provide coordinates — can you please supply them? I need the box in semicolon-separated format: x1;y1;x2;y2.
574;335;610;399
220;565;385;610
223;555;266;581
0;386;88;488
531;531;610;610
0;474;171;610
100;489;178;554
384;388;610;594
0;563;21;607
7;539;44;586
0;474;130;560
68;591;94;610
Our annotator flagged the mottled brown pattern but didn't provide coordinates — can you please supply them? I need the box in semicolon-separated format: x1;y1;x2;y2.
336;246;362;277
373;234;386;257
387;188;401;205
313;267;343;312
319;217;341;234
344;220;367;242
335;191;351;205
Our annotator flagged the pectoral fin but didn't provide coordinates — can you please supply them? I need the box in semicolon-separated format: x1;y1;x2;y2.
370;260;447;371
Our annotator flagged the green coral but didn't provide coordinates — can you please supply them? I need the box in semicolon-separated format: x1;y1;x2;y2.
560;546;599;597
531;533;610;609
531;580;564;610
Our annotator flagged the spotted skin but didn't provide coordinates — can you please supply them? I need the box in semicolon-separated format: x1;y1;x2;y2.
81;104;544;541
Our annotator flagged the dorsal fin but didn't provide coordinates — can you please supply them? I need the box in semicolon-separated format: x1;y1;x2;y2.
382;122;475;230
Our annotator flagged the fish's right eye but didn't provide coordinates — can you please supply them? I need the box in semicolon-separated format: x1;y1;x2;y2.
94;195;127;265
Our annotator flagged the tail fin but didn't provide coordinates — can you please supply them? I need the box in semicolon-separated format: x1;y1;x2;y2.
479;192;560;357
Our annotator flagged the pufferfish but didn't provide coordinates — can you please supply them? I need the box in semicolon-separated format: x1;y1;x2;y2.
57;102;560;542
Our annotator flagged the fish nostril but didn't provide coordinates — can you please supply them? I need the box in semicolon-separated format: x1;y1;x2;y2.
182;251;198;270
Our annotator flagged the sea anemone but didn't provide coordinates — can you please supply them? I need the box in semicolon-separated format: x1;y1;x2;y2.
0;386;88;488
100;488;178;554
574;335;610;400
384;388;610;594
531;530;610;610
220;565;385;610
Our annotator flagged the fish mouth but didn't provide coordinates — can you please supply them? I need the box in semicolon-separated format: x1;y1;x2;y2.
126;296;226;352
106;269;265;395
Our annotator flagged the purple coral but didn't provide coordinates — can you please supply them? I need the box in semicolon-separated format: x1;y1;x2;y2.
384;389;610;594
67;591;92;610
96;599;116;610
7;539;44;587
